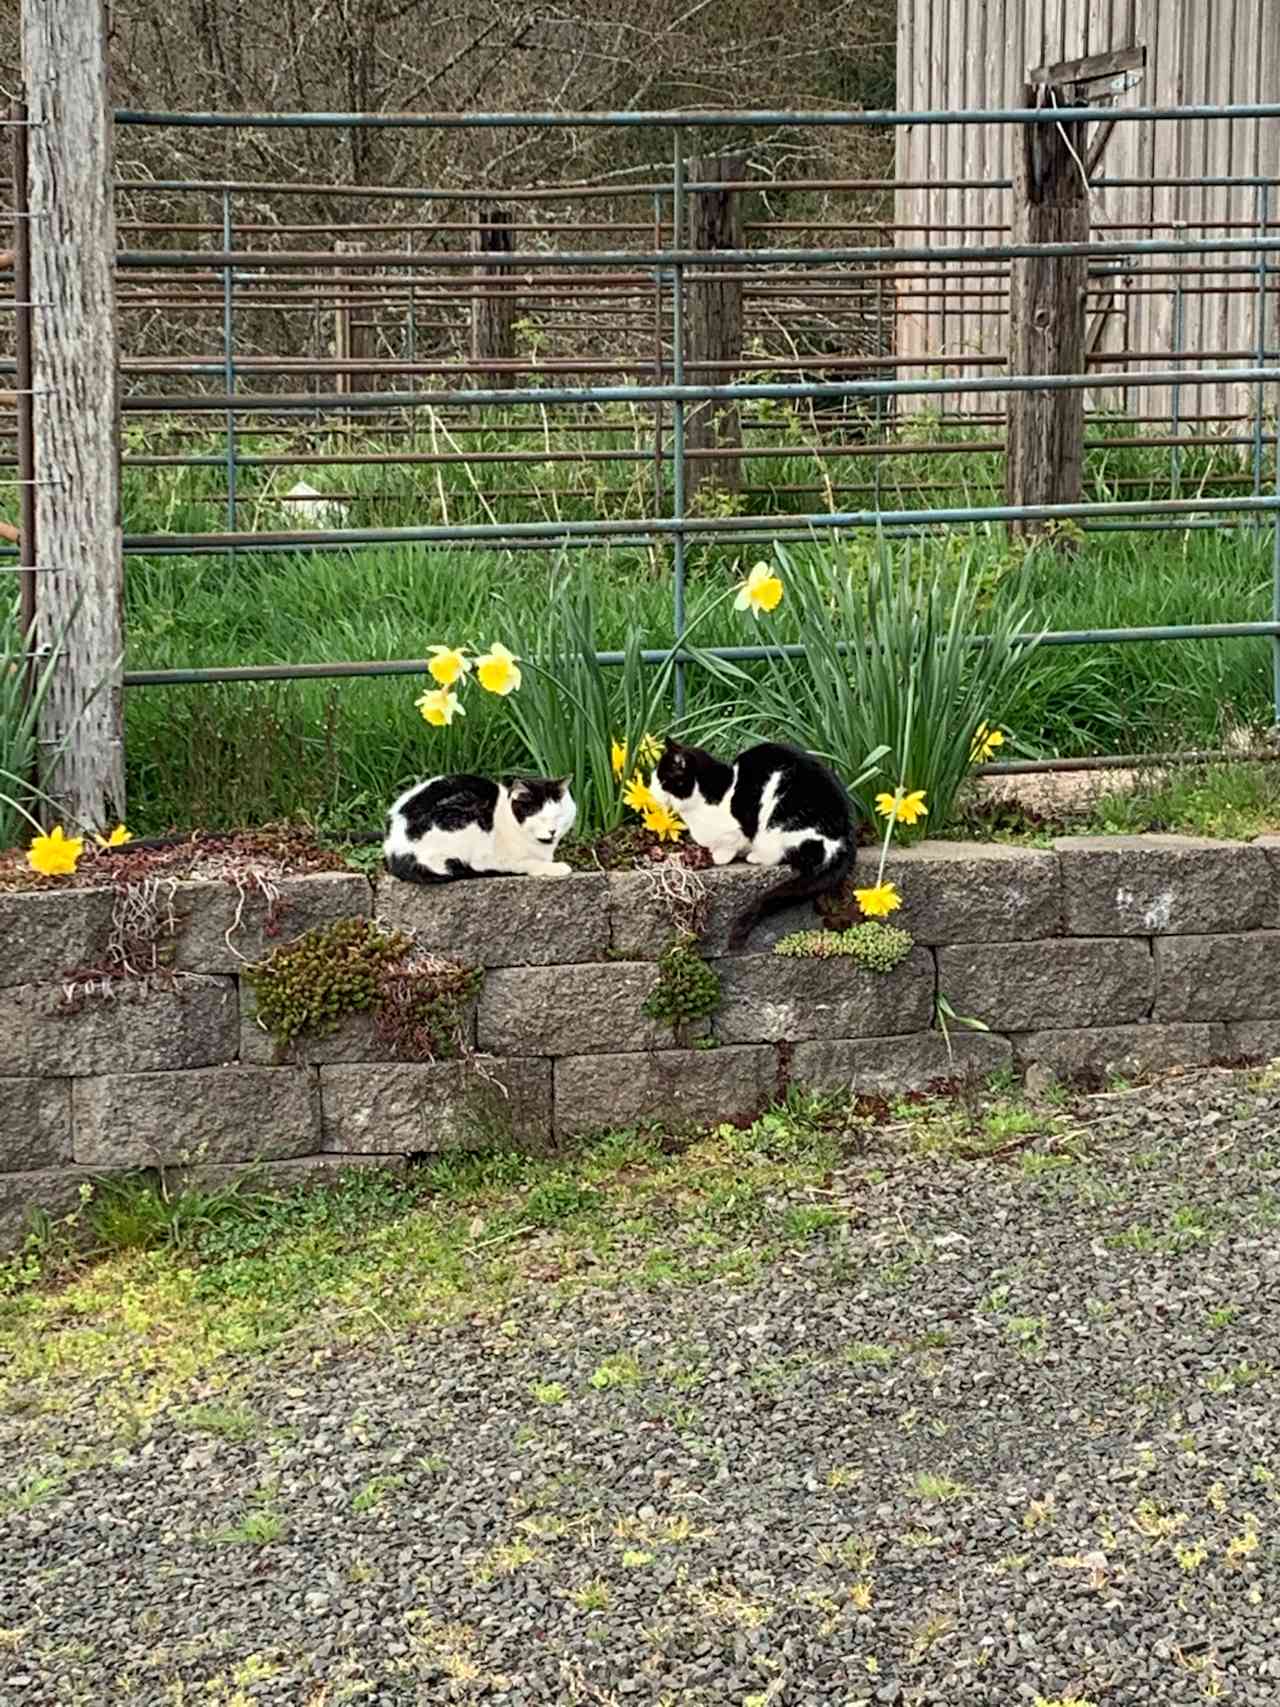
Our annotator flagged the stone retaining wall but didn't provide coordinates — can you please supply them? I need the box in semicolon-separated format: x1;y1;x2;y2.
3;834;1279;1246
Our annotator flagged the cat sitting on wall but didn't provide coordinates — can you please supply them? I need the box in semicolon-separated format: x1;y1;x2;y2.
384;773;576;882
649;738;855;950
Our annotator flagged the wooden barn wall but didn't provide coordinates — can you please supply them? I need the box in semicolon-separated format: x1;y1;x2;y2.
895;0;1280;425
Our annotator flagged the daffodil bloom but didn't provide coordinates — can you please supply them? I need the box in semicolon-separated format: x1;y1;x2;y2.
875;788;928;827
415;686;465;728
642;801;685;842
970;723;1005;763
622;773;657;814
426;645;471;688
734;561;784;618
27;825;84;878
94;825;132;849
637;732;663;767
854;881;902;918
475;642;522;696
611;738;628;780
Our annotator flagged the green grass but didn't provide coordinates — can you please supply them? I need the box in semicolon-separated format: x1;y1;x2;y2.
111;410;1280;836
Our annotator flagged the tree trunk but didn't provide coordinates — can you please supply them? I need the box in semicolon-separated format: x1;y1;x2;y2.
1005;88;1089;543
685;156;745;501
22;0;125;828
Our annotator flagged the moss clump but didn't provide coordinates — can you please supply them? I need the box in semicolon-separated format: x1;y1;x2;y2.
774;922;914;972
642;932;722;1042
246;916;481;1059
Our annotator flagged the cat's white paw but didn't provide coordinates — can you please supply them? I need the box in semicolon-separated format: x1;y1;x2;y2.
710;846;739;866
745;849;779;866
538;861;573;878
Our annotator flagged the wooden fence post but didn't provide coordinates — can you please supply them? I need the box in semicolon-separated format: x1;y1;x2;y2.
21;0;125;827
1004;88;1089;540
685;156;745;501
471;205;516;379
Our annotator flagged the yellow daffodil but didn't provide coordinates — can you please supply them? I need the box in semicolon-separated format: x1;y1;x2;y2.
93;825;132;849
734;561;784;618
643;801;685;842
612;732;663;780
611;738;628;780
426;645;471;688
622;773;657;814
970;723;1005;763
475;642;522;696
415;686;465;728
27;825;84;878
875;788;928;827
854;881;902;918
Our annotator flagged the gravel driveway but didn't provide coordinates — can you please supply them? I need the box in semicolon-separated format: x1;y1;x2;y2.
4;1066;1280;1706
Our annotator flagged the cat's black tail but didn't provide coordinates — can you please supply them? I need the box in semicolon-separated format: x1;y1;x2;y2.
726;841;856;953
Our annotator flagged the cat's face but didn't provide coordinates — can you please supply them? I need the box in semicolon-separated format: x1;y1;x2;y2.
652;739;712;808
509;775;576;853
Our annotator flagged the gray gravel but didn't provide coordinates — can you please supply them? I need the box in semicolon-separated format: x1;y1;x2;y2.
5;1067;1280;1705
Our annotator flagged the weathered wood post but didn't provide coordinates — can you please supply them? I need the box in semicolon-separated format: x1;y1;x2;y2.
1005;46;1146;543
685;156;745;502
21;0;125;828
470;204;517;380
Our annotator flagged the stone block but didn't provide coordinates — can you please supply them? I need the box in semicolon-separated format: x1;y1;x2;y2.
608;866;817;960
790;1032;1013;1097
1155;933;1280;1023
1055;834;1271;936
553;1045;777;1136
0;886;114;988
375;872;608;967
1226;1021;1280;1063
712;948;934;1043
1256;835;1280;929
879;842;1062;944
0;1168;100;1252
73;1066;320;1169
239;998;476;1065
320;1057;552;1153
1011;1024;1225;1088
477;962;689;1056
0;1077;73;1170
173;872;373;974
936;939;1152;1032
0;978;238;1078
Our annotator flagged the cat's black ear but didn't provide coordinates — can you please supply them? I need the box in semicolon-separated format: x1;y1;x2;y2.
554;774;573;792
509;778;532;801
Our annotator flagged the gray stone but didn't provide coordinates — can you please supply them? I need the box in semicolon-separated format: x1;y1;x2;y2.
712;948;934;1043
1055;834;1271;936
73;1066;320;1168
375;872;609;967
607;866;817;960
935;938;1152;1031
879;841;1062;944
1011;1024;1226;1087
553;1045;777;1136
789;1032;1013;1097
0;1168;100;1253
1154;933;1280;1022
477;962;690;1056
173;872;373;974
0;1076;73;1170
0;886;114;988
239;998;476;1065
1256;835;1280;929
0;977;238;1077
320;1057;553;1152
1226;1021;1280;1062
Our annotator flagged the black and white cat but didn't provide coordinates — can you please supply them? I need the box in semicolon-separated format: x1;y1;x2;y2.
650;738;855;950
384;773;577;883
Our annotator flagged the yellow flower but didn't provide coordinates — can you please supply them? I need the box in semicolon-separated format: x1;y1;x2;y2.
970;723;1005;763
611;738;628;780
875;788;929;827
426;645;471;688
854;881;902;918
734;561;784;618
27;825;84;878
612;732;663;780
475;642;522;696
622;773;657;814
642;801;685;842
415;686;465;728
93;825;133;849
